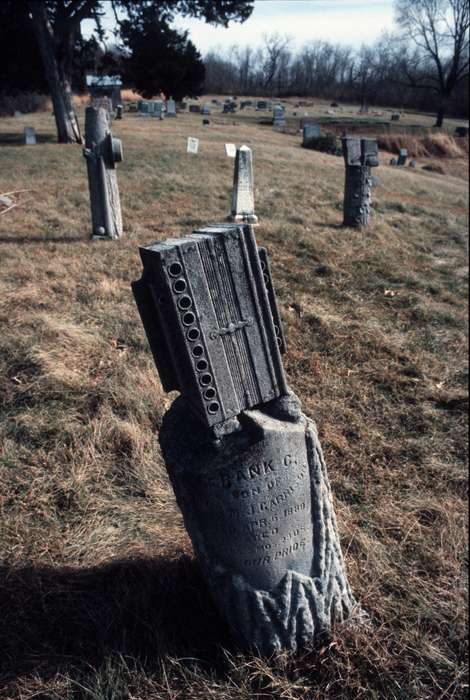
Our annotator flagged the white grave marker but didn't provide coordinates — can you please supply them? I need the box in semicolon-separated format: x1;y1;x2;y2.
225;143;236;158
187;137;199;154
24;127;37;145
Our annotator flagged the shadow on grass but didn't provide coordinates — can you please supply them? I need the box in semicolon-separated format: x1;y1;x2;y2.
0;555;232;685
0;132;56;145
0;235;87;245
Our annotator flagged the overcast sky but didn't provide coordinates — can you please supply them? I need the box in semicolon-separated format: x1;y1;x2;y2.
83;0;397;53
174;0;396;52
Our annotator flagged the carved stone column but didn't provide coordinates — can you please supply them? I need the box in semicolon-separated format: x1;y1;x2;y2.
83;106;123;240
342;137;379;228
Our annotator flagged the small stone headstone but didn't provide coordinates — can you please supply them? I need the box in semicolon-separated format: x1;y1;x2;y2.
273;105;286;131
455;126;468;137
202;104;211;116
390;158;397;165
189;104;201;114
203;118;210;126
256;100;268;111
397;148;408;166
14;110;22;118
187;137;199;154
115;104;123;119
138;101;151;116
24;127;37;145
302;123;321;146
409;159;417;168
166;99;177;117
225;143;236;158
391;113;400;122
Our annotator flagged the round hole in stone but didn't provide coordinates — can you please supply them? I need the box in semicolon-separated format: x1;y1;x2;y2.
196;359;208;372
276;336;282;346
200;373;212;386
173;279;186;293
187;328;200;341
192;345;204;357
182;312;195;326
204;388;216;400
169;262;182;277
208;402;220;414
178;295;192;310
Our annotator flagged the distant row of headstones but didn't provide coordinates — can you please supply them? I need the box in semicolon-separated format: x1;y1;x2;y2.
80;103;381;241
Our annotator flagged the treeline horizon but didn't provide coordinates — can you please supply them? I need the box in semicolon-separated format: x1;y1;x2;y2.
202;34;469;119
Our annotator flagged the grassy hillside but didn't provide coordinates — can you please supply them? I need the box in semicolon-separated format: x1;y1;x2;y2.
0;107;468;699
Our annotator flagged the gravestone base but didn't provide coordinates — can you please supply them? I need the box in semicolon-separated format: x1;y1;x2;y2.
160;393;359;654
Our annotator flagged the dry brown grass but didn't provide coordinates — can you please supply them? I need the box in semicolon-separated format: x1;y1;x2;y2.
378;132;469;159
0;106;468;699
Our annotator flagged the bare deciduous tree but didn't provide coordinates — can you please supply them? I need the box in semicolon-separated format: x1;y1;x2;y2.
395;0;469;125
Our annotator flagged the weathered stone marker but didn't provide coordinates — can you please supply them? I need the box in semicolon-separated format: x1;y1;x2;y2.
225;143;237;158
273;105;286;131
187;137;199;154
302;123;321;147
342;137;379;228
166;98;177;117
83;106;123;240
397;148;408;166
229;145;258;224
115;104;123;120
24;127;37;145
132;222;357;653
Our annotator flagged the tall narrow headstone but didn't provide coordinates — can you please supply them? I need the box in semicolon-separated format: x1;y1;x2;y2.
229;145;258;224
166;98;177;117
83;106;123;240
132;222;358;654
24;127;37;145
273;105;286;131
115;104;123;120
342;137;379;228
202;104;211;116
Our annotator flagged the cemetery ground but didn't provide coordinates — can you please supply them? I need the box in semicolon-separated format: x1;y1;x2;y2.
0;104;468;699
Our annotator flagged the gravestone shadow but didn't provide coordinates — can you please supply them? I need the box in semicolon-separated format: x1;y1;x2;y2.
0;132;56;146
0;555;232;686
0;234;86;244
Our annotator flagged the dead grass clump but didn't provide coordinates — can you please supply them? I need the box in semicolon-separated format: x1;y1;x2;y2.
378;132;467;159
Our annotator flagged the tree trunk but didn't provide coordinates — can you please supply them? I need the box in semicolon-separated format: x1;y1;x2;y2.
435;103;446;128
28;1;82;144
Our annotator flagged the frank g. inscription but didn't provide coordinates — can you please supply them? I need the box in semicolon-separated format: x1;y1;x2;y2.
171;414;314;591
